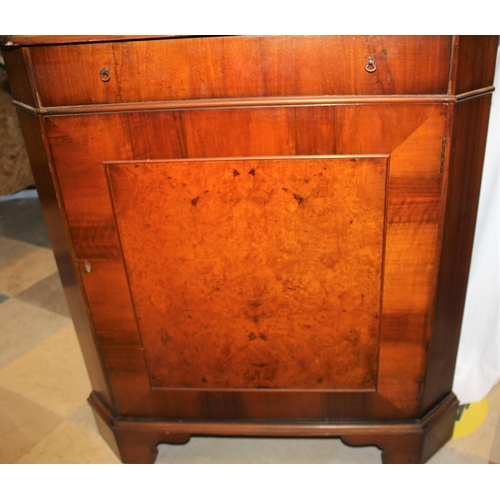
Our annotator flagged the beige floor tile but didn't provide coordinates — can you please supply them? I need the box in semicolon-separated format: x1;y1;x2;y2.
428;446;488;464
0;242;57;296
0;322;91;417
68;402;99;433
16;420;121;464
157;437;381;464
0;385;64;464
0;298;71;370
489;413;500;463
16;272;71;317
0;236;34;268
447;383;500;461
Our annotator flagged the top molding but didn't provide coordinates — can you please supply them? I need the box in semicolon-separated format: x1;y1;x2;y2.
0;35;195;46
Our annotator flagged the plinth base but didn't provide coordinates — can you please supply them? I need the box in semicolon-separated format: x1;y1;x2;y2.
89;392;458;464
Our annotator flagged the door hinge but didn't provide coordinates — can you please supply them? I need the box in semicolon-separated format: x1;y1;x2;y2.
439;137;447;174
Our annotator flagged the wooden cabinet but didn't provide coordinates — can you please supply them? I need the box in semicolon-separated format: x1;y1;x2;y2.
2;35;498;463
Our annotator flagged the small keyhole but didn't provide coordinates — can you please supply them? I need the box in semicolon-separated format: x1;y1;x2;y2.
84;262;92;273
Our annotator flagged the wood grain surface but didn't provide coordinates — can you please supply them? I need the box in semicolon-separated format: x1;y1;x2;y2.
28;36;452;107
15;109;114;408
3;35;497;463
44;102;447;417
106;157;387;389
450;35;499;95
89;390;458;464
422;93;494;413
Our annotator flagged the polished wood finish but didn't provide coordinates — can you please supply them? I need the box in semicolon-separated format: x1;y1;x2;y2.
1;35;497;463
421;93;495;414
89;391;458;464
0;35;186;46
13;109;114;408
107;156;386;390
1;47;38;107
11;94;460;118
28;36;452;106
41;103;446;419
450;35;499;95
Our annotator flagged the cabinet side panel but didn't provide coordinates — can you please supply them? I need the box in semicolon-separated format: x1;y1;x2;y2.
452;36;499;95
15;109;114;408
422;94;493;412
1;47;38;107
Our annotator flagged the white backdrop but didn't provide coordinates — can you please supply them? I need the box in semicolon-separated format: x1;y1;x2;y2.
453;46;500;404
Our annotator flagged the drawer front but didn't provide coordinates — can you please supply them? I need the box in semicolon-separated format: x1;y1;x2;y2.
29;35;452;107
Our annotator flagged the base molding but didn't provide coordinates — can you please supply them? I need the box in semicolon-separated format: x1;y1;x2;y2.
89;392;458;464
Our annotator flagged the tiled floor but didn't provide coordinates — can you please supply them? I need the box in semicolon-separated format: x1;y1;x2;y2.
0;195;499;464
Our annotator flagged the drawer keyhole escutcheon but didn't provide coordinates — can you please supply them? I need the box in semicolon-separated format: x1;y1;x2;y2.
84;262;92;273
100;67;111;82
365;56;377;73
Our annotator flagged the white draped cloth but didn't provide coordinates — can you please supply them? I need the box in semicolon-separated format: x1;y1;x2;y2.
453;46;500;404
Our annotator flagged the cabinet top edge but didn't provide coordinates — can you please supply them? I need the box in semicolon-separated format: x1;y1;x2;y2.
0;34;459;47
0;35;199;47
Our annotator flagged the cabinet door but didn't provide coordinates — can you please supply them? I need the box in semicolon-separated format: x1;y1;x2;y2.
45;102;447;420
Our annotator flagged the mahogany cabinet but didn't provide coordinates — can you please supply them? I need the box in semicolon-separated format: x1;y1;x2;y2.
1;35;498;463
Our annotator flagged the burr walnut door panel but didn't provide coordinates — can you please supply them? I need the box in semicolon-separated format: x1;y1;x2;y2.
45;103;447;420
105;156;387;390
